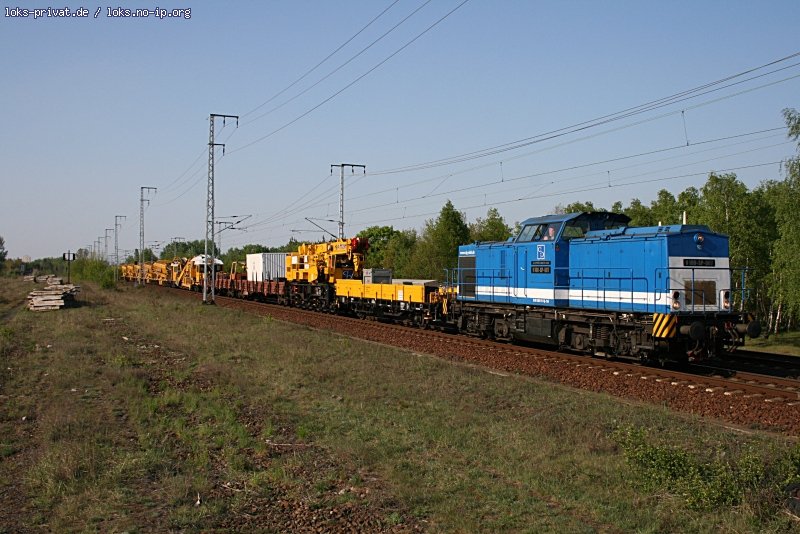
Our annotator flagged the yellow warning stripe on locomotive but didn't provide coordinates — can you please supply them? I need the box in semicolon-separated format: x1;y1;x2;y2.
652;313;677;338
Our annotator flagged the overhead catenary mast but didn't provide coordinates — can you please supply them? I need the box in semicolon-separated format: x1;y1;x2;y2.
330;163;365;239
138;186;157;286
104;228;113;262
114;215;126;281
204;113;238;304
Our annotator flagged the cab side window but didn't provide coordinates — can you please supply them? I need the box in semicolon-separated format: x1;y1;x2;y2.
541;223;559;241
562;221;588;241
517;224;544;242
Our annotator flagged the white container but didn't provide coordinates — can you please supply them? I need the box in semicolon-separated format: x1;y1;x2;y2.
246;253;287;282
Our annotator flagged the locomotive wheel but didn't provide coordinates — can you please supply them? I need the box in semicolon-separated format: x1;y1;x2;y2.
573;333;586;351
493;319;510;339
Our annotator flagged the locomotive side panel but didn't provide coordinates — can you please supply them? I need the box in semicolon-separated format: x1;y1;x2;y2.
569;232;669;313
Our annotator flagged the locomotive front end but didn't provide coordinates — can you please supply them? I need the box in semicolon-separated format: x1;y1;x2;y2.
655;229;761;360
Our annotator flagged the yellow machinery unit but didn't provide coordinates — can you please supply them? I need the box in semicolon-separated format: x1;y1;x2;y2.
150;259;173;285
175;255;222;290
168;258;187;286
141;262;154;282
334;278;442;325
286;238;368;283
120;263;136;281
335;279;430;304
120;258;186;286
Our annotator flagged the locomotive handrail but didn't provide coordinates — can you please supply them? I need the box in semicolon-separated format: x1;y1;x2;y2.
563;267;651;312
447;266;522;302
652;265;751;313
476;267;511;302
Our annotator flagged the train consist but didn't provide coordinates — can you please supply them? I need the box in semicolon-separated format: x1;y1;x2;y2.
121;211;761;363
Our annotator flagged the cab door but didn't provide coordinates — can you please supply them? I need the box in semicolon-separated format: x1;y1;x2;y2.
514;246;527;299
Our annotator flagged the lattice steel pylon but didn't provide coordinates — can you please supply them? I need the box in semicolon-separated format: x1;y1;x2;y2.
139;187;157;286
203;113;238;304
105;228;113;262
114;215;126;282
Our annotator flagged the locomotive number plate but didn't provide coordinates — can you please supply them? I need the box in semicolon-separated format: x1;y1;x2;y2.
683;259;715;267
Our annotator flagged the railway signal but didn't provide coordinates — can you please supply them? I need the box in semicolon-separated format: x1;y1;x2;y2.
62;250;76;284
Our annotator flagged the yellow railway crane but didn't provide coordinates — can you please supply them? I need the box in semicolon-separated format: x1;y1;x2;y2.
284;237;368;309
285;237;367;284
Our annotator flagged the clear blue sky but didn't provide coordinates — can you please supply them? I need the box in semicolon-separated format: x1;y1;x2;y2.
1;0;798;259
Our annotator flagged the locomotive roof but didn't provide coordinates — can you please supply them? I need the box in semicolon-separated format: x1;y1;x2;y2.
519;211;631;227
591;224;718;238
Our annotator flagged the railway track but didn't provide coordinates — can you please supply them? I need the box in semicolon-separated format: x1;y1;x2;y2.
711;349;800;378
149;285;800;412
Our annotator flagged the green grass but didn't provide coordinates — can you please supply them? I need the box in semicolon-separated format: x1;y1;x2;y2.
1;278;799;532
748;330;800;356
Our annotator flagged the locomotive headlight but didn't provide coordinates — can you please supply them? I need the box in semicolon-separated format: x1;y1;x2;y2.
672;291;681;310
722;290;731;310
693;233;704;244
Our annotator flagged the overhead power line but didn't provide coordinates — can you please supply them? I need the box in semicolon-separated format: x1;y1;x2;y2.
367;53;800;175
349;160;785;227
228;0;472;155
348;127;786;204
346;138;791;218
243;0;428;126
241;0;402;119
255;126;785;222
223;156;783;248
228;140;790;249
245;57;799;235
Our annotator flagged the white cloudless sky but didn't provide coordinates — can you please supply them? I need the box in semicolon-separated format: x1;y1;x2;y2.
1;0;798;259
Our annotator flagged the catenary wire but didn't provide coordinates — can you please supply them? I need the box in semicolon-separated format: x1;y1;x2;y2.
367;54;800;175
346;138;792;217
242;0;402;118
243;0;431;126
227;0;472;155
347;160;785;226
238;127;786;239
335;126;788;213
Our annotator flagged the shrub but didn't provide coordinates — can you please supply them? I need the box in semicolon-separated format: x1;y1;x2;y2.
70;258;117;289
611;425;800;512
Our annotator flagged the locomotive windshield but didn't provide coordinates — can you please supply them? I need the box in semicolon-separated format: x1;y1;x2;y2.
515;212;630;243
517;223;560;242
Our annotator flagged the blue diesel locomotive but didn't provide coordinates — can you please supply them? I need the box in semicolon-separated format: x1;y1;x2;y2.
454;211;761;362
